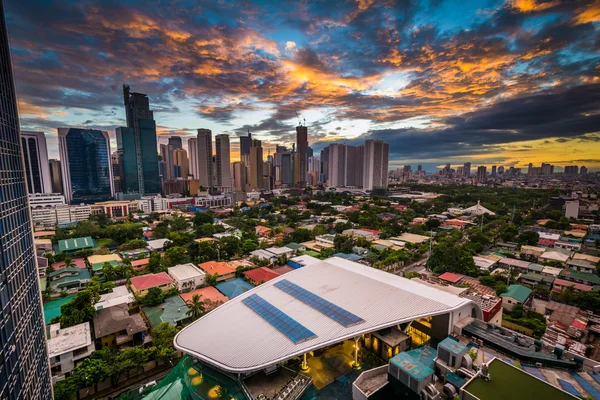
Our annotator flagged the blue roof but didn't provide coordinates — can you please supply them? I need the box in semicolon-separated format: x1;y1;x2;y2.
439;337;468;355
216;278;254;299
333;253;364;261
405;346;437;369
446;372;467;388
390;352;434;382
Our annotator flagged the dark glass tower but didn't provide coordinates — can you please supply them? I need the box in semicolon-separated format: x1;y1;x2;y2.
58;128;114;204
118;85;160;196
0;1;52;397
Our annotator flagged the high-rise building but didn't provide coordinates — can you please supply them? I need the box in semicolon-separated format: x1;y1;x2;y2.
580;166;588;175
239;131;252;164
159;144;174;180
49;159;64;194
168;136;183;150
111;151;122;193
463;162;471;177
320;147;329;184
363;140;389;190
294;125;308;187
327;144;364;188
541;163;554;175
118;86;161;196
476;166;487;183
215;134;231;190
197;129;213;188
173;148;189;178
231;161;247;191
491;165;497;176
498;166;504;175
564;165;579;176
528;163;533;175
249;139;263;190
20;131;51;193
58;128;114;204
187;138;199;179
0;1;52;396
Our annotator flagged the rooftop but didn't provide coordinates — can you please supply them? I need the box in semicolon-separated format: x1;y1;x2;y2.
167;263;205;282
215;278;254;299
130;272;173;291
243;267;281;284
500;284;532;303
93;303;147;338
180;286;228;310
559;269;600;285
175;257;478;373
198;261;236;277
57;236;97;252
95;286;134;310
142;295;189;328
463;358;575;400
51;258;86;270
390;351;434;382
87;254;122;271
47;322;92;358
438;337;467;355
439;272;463;284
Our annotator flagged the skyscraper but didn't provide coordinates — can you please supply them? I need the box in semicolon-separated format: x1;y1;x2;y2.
159;144;174;180
363;140;389;190
58;128;114;204
48;159;64;194
295;125;308;187
173;148;189;178
249;139;263;190
231;161;247;191
197;129;213;188
187;138;199;179
239;130;252;163
168;135;183;149
327;144;364;188
491;165;497;176
0;1;52;396
20;131;51;193
215;134;231;190
476;166;487;183
118;85;161;195
463;162;471;177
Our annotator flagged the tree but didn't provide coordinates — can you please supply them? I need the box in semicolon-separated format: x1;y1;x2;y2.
55;289;100;328
148;251;164;273
111;347;150;386
495;282;508;296
290;228;314;243
168;215;190;232
193;212;213;227
429;243;478;276
186;294;206;321
242;239;258;253
52;378;77;400
103;222;143;244
152;322;179;364
118;239;148;251
218;236;241;260
197;223;216;238
517;231;540;246
334;235;354;254
163;246;190;267
73;220;102;238
142;287;165;307
205;273;218;286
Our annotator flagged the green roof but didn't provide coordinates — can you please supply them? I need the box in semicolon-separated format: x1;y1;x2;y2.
142;296;189;328
50;269;91;289
57;236;97;253
500;284;532;303
301;250;320;257
520;272;554;284
43;295;76;324
559;269;600;285
92;260;121;272
284;242;303;250
527;263;545;272
463;358;575;400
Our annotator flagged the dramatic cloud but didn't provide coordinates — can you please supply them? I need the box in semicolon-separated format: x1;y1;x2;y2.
4;0;600;168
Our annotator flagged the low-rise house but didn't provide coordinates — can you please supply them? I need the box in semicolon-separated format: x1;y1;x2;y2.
146;238;171;251
51;257;87;271
284;242;306;252
255;225;272;238
438;272;464;285
301;238;335;252
250;249;277;264
572;253;600;265
215;278;254;299
473;256;497;271
142;296;190;328
520;245;545;261
389;233;429;245
129;272;175;296
566;259;596;274
538;231;560;241
558;268;600;287
131;258;150;271
372;239;404;251
95;286;134;311
47;322;94;383
498;257;530;271
35;238;53;256
94;303;147;349
554;241;581;252
198;261;237;282
57;236;97;254
48;268;91;295
243;267;281;285
342;228;380;241
540;266;563;278
87;253;123;276
265;246;296;258
167;263;206;291
552;278;593;294
500;284;532;311
180;286;228;311
519;272;554;287
539;249;571;265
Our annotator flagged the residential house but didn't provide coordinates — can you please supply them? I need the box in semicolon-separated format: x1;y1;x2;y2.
566;259;596;274
520;245;545;261
142;296;190;329
539;249;571;265
198;261;236;282
167;263;206;292
34;239;53;256
57;236;97;254
47;322;94;383
243;267;281;285
93;304;147;349
180;286;228;311
87;253;123;276
146;238;171;251
500;284;532;311
129;272;175;296
95;286;134;311
498;257;530;271
558;269;600;287
552;278;593;294
389;233;429;245
255;225;272;238
48;268;90;295
51;258;87;271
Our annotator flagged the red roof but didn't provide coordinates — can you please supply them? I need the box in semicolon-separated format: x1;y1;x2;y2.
538;239;556;246
130;272;173;291
243;267;281;284
52;258;87;270
571;319;587;330
143;231;153;238
552;278;592;292
439;272;464;284
131;258;150;268
180;286;228;309
360;228;381;235
272;265;295;275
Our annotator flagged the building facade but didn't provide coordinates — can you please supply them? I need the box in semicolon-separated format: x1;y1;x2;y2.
196;129;213;188
295;125;308;187
215;134;231;191
187;138;198;179
58;128;114;204
20;131;51;194
173;148;189;178
249;139;263;190
48;159;63;194
363;140;389;190
0;2;52;396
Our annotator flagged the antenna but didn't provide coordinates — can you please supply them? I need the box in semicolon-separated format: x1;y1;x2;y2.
295;110;302;126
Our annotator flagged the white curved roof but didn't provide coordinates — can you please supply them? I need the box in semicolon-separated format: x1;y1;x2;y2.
174;257;479;373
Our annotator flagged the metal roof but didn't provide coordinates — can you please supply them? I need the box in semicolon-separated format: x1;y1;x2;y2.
175;257;479;373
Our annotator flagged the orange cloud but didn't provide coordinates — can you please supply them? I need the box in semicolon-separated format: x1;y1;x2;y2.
573;0;600;24
509;0;560;13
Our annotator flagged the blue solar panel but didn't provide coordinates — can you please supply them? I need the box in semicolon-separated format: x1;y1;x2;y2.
522;365;547;382
274;279;364;327
242;294;316;343
558;379;581;397
571;372;600;400
590;371;600;385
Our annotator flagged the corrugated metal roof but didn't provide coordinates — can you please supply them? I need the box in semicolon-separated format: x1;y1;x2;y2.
175;257;478;373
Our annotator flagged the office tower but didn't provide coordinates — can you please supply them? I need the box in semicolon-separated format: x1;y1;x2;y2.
363;140;389;190
580;166;588;175
119;85;161;196
295;125;308;187
456;166;464;176
0;1;52;396
491;165;497;176
249;139;263;190
159;144;174;180
476;166;487;183
188;138;199;179
320;147;329;184
417;165;422;172
308;156;320;186
158;159;167;181
280;153;293;186
173;148;189;178
498;166;504;175
196;129;213;188
231;161;247;191
215;134;231;190
239;130;252;164
528;163;533;175
463;162;471;176
168;135;182;150
111;151;122;193
58;128;114;204
20;131;51;193
49;159;64;194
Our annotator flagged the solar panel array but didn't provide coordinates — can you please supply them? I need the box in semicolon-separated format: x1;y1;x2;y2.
242;294;316;343
274;279;364;327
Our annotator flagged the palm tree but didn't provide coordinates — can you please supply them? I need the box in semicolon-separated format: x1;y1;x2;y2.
186;294;206;321
64;257;76;269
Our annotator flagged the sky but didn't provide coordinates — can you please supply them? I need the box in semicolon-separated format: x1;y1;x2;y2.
4;0;600;172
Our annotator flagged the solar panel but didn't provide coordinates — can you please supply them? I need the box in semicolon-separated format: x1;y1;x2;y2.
274;279;364;327
242;294;316;343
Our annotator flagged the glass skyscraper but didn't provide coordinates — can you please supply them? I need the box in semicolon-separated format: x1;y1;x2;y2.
0;1;52;397
58;128;114;204
117;85;160;196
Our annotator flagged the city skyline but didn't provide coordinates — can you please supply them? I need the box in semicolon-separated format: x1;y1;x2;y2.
3;0;599;171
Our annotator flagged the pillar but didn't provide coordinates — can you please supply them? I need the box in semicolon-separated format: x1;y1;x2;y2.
352;337;360;369
301;353;308;371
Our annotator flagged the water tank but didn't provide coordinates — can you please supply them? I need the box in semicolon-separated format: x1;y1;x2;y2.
443;383;457;398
